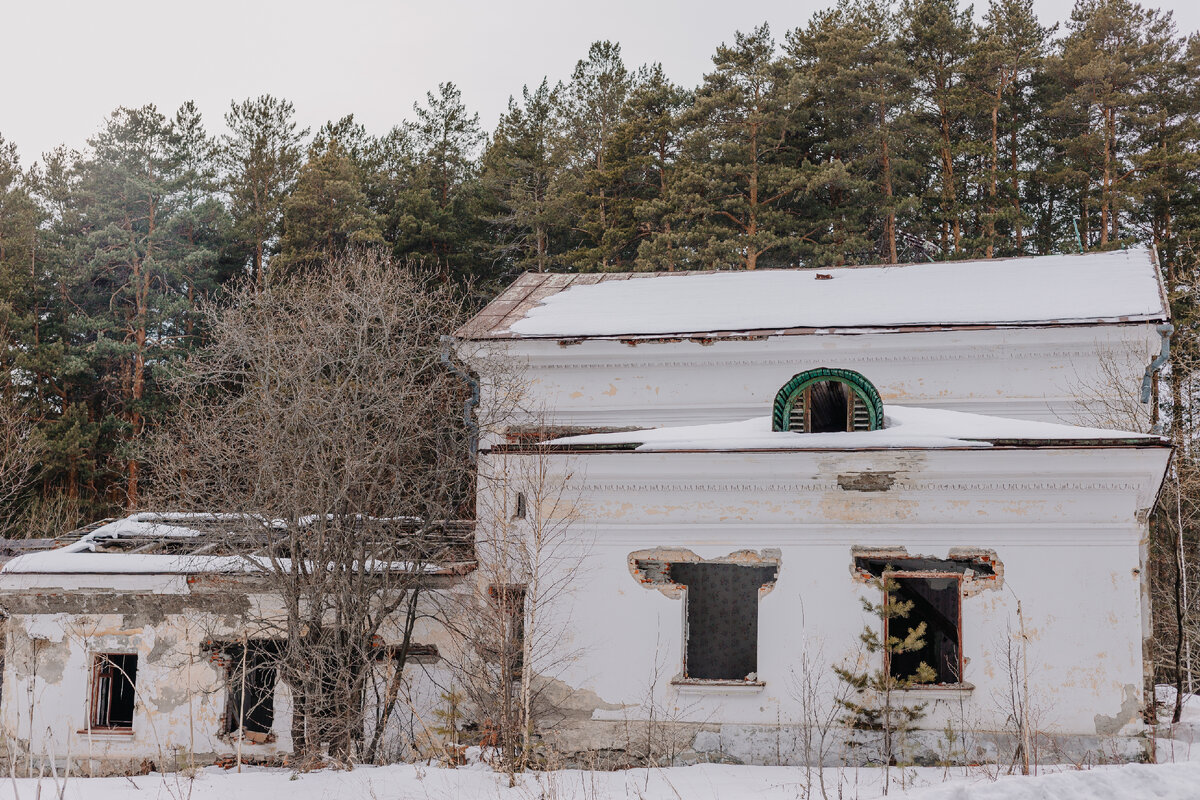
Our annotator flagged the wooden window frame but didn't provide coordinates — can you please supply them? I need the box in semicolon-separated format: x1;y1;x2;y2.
88;652;138;731
882;571;964;687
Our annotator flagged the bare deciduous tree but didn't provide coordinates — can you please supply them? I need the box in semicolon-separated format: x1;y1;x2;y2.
148;249;476;764
0;398;39;538
437;434;586;779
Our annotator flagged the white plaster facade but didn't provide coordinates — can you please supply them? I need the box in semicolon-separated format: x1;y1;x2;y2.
476;446;1168;763
488;323;1163;433
461;250;1175;764
0;568;460;773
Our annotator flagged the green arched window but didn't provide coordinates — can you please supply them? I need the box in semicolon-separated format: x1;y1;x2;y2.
771;368;884;433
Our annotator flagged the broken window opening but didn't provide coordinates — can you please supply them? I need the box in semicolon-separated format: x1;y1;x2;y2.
224;640;282;738
884;574;962;685
487;583;526;679
670;562;778;682
90;653;137;729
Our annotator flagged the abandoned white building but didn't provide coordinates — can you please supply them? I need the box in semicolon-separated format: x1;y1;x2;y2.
0;247;1174;770
0;515;472;772
457;247;1173;764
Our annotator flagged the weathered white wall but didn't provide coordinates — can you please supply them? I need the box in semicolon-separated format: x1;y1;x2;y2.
0;576;458;772
480;445;1167;756
476;323;1162;439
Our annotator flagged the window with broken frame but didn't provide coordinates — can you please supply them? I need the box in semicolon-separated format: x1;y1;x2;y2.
89;652;138;730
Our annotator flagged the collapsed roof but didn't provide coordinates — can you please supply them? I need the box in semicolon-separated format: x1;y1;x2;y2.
1;513;475;576
457;248;1168;340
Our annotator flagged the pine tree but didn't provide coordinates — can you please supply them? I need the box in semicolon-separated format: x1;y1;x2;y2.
787;10;875;266
23;146;105;513
482;80;568;275
972;0;1050;256
219;95;308;286
899;0;974;257
73;105;192;506
554;41;634;270
680;24;806;270
610;65;695;271
1045;0;1172;249
789;3;918;265
393;83;486;281
168;102;237;340
277;133;382;272
0;136;42;392
834;569;935;780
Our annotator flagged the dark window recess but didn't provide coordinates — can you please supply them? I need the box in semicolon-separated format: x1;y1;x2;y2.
488;584;527;679
886;576;962;684
225;640;281;736
91;653;137;729
808;381;852;432
374;642;440;664
514;492;527;519
855;556;994;579
670;562;778;681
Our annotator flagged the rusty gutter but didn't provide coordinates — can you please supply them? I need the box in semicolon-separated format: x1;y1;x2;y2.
459;318;1168;343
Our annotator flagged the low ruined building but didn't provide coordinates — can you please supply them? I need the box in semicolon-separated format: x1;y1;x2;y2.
0;514;472;773
455;248;1173;765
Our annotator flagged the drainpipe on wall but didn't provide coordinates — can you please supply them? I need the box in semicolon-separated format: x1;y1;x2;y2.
440;335;480;460
1141;323;1174;435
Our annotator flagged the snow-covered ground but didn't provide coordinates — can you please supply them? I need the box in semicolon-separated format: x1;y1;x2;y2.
3;761;1200;800
1156;683;1200;766
7;686;1200;800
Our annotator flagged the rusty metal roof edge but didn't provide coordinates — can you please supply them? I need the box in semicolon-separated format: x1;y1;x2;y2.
456;315;1170;342
484;439;1172;455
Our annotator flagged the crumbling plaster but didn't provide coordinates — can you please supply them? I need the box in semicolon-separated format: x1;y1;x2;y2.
0;579;464;772
478;444;1165;761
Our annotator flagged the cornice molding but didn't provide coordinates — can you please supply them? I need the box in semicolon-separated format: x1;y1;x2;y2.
580;479;1143;494
515;348;1109;371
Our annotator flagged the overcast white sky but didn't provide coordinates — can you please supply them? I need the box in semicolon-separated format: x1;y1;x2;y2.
4;0;1199;163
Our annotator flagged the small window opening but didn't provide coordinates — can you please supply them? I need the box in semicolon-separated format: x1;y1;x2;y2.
885;575;962;685
670;562;778;681
513;492;527;519
90;653;137;729
225;640;281;739
773;369;882;433
487;584;526;679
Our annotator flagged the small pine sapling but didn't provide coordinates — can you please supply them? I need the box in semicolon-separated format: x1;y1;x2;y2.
834;568;936;790
432;688;466;764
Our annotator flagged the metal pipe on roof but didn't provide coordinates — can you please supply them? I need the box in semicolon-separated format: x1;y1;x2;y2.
1141;323;1174;434
440;335;480;460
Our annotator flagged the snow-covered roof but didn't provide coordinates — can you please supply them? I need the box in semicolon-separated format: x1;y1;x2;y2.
0;513;474;577
536;406;1165;452
457;248;1167;340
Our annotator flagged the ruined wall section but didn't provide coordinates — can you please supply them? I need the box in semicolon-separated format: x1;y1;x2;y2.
0;574;464;774
479;445;1168;765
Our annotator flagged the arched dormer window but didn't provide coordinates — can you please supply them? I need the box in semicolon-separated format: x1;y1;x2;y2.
771;368;884;433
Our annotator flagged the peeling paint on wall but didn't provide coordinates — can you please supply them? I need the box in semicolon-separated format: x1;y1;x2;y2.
1094;684;1142;735
628;548;781;599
